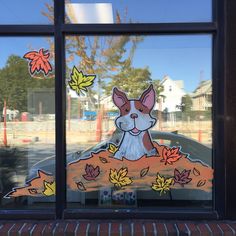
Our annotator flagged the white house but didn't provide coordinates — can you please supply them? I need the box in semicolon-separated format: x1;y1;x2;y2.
100;95;116;110
158;75;186;113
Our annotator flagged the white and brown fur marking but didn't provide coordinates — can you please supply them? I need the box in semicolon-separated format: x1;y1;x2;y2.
112;85;157;160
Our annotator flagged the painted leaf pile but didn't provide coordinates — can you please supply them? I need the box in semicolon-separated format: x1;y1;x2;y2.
4;141;213;198
68;66;96;95
23;48;52;76
66;142;213;194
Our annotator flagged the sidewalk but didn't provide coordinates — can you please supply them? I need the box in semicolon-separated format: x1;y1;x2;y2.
0;220;236;235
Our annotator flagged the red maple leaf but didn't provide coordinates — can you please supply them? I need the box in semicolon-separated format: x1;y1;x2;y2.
82;164;100;181
173;169;192;187
161;146;182;165
23;48;52;76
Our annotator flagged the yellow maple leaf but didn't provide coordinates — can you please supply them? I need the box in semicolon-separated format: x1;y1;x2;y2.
109;167;132;188
42;181;56;196
68;66;96;95
108;143;118;154
151;173;173;196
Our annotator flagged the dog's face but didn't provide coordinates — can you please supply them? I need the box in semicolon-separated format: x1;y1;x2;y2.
112;85;157;136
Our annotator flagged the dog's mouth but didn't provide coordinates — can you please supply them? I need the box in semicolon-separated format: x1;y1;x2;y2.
129;127;141;136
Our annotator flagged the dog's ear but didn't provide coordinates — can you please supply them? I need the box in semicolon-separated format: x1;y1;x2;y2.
139;84;156;110
112;87;128;109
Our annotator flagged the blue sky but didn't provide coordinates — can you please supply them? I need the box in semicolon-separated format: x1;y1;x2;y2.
0;1;212;93
0;0;212;24
133;35;212;93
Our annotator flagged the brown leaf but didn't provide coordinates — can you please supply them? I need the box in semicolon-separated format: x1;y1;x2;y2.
197;180;206;187
193;167;201;176
140;167;149;177
99;157;108;164
76;182;86;191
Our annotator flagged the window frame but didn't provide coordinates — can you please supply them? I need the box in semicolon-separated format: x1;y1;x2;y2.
0;0;234;220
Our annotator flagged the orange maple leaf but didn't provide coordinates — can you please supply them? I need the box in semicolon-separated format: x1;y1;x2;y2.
161;146;182;165
23;48;52;76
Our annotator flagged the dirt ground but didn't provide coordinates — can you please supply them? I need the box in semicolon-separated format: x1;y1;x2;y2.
0;119;212;148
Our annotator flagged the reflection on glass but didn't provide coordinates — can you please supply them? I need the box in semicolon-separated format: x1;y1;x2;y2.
66;35;213;208
0;0;54;24
65;0;212;24
66;3;114;23
0;37;55;209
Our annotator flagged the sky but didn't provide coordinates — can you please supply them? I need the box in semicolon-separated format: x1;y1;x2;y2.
0;0;212;24
0;0;212;93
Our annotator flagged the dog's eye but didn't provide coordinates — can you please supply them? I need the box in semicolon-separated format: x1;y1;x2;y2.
139;109;143;112
125;108;129;112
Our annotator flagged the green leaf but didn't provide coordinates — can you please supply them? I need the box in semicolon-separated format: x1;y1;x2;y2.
68;66;96;96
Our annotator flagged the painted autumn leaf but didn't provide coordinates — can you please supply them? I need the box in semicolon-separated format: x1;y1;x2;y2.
108;143;118;154
197;179;206;187
68;66;96;95
23;48;52;76
42;181;55;196
28;188;38;195
99;157;109;164
151;174;173;195
109;167;132;188
193;167;201;176
173;169;192;187
161;146;182;165
140;167;149;178
76;182;86;191
82;164;100;181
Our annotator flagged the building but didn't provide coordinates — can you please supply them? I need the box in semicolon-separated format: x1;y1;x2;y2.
159;75;186;112
191;80;212;111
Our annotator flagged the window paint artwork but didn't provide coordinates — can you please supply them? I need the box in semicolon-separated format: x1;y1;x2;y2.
23;48;53;77
4;84;213;202
68;66;96;96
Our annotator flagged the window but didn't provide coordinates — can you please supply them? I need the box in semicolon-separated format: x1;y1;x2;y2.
0;0;235;220
0;37;55;210
65;35;213;208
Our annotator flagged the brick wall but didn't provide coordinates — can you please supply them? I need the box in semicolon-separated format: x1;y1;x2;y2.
0;220;235;235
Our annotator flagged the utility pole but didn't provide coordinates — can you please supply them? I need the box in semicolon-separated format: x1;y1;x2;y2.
198;70;204;142
158;97;163;131
67;94;71;131
3;99;7;147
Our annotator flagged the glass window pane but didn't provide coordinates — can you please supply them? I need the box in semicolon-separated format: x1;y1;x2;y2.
66;35;213;209
65;0;212;24
0;37;55;209
0;0;54;24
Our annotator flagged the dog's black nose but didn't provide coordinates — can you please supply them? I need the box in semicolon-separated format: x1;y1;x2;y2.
130;113;138;119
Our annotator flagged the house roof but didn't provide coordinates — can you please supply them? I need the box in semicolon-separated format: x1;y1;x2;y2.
192;80;212;97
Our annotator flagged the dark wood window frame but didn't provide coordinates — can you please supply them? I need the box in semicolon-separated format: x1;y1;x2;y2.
0;0;235;220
